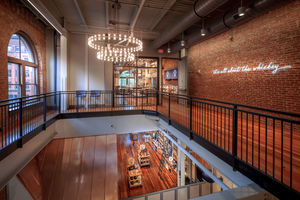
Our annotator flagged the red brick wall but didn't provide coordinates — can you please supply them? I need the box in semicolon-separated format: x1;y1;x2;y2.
188;1;300;114
162;59;178;86
0;0;46;100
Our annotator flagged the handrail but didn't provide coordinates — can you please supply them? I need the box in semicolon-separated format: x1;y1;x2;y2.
1;90;299;118
0;89;299;199
122;182;213;200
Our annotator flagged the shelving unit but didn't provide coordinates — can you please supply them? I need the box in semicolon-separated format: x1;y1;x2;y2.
151;131;178;172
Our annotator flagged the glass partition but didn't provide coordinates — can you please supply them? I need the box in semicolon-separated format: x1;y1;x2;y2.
114;57;158;91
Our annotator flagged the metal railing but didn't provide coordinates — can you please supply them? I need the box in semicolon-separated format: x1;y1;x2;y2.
122;182;216;200
0;89;299;199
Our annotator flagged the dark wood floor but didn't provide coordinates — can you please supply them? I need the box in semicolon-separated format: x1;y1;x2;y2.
17;135;118;200
117;133;177;199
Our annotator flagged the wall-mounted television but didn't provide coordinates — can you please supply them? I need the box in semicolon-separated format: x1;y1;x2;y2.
164;68;178;80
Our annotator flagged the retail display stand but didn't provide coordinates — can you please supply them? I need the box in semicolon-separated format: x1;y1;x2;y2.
138;145;150;167
127;157;142;188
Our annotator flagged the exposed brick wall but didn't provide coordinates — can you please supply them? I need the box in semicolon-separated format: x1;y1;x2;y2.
188;1;300;114
162;58;178;86
0;0;46;100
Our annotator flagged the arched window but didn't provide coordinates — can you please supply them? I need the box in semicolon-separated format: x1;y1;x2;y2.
7;33;38;99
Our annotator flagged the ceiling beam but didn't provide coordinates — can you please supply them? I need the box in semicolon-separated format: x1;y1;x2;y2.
73;0;87;26
150;0;176;31
130;0;146;33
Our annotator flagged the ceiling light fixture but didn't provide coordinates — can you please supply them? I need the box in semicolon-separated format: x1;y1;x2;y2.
201;20;207;36
167;43;171;53
238;0;246;17
180;32;185;47
88;33;143;62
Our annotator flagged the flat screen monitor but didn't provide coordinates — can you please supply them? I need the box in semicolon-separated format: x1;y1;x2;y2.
164;68;178;80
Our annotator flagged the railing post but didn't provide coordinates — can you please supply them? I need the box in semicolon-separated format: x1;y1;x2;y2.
141;90;144;110
189;97;193;140
168;93;171;125
146;91;148;105
18;98;23;148
43;94;47;130
122;89;125;105
76;94;79;112
58;92;61;114
112;90;115;107
232;105;238;170
156;90;159;113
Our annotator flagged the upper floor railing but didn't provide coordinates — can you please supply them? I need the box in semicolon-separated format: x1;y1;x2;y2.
0;89;299;199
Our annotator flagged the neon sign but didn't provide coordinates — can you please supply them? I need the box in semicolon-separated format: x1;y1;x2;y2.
213;62;292;75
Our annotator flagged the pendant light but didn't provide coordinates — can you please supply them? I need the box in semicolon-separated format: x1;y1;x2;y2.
238;0;246;17
167;43;171;53
180;33;185;47
200;19;207;37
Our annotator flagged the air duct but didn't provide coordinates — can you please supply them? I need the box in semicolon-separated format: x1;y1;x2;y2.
170;0;291;52
151;0;229;49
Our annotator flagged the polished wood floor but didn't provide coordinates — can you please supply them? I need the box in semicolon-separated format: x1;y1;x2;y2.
17;133;177;200
117;133;177;199
17;135;118;200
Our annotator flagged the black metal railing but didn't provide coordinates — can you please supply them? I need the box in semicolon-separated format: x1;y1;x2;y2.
0;89;299;199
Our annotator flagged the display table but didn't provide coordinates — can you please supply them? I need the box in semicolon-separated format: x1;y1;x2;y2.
127;157;142;188
138;145;150;167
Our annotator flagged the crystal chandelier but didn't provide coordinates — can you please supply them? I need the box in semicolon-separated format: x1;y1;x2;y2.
88;33;143;62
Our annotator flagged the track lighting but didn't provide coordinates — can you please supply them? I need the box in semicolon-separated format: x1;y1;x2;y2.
238;6;246;17
238;0;246;17
167;43;171;53
180;32;185;47
167;47;171;53
201;19;207;37
201;28;207;36
180;40;185;47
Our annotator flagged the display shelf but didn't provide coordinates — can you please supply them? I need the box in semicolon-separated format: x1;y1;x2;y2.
151;131;178;172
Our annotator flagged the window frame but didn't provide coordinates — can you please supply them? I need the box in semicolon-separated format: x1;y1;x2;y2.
7;33;39;99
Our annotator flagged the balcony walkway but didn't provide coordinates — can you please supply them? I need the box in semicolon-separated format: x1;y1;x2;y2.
1;92;299;197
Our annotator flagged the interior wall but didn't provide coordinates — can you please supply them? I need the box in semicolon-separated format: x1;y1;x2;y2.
68;33;113;91
162;59;179;86
188;1;300;113
46;29;55;92
58;35;68;92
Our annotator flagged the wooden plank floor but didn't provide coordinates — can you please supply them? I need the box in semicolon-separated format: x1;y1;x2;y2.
117;133;177;199
17;135;118;200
